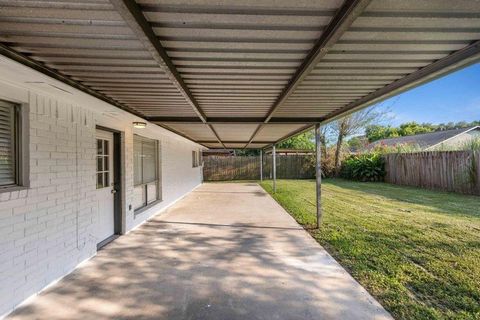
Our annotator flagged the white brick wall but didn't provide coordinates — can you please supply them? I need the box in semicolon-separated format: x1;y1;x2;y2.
0;68;204;316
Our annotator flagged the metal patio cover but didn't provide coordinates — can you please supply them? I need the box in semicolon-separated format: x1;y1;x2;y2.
1;0;480;149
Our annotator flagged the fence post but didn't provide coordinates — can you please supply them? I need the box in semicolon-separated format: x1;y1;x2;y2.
273;145;276;193
315;123;323;228
260;149;263;181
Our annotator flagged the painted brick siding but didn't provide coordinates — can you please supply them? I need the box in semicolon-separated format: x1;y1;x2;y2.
0;82;204;316
0;93;98;315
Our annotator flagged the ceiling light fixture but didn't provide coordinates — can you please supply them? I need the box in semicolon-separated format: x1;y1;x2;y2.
133;121;147;129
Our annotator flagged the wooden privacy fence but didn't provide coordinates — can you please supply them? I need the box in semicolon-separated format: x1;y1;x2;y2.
384;151;480;195
203;155;315;181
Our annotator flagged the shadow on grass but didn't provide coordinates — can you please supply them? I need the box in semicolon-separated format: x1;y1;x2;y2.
325;178;480;219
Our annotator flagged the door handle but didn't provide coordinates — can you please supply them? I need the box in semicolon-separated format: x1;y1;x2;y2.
111;189;117;194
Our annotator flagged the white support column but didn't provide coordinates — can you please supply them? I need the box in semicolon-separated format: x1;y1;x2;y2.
273;145;276;193
315;123;323;228
260;149;263;181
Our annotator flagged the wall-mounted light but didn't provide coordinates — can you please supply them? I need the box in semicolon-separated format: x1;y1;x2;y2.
133;121;147;129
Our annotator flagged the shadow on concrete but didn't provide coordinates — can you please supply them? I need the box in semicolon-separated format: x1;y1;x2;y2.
8;183;391;320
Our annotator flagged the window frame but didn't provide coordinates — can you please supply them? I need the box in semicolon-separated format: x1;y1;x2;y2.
198;149;203;167
192;150;198;168
133;134;161;215
95;138;111;189
0;100;28;193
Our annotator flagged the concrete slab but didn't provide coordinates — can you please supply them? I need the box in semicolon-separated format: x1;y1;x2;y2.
7;183;392;320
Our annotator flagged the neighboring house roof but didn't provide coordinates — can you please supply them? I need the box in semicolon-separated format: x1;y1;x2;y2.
202;149;235;157
265;149;314;155
368;126;480;150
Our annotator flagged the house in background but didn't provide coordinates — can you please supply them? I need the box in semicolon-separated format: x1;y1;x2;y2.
202;149;235;157
1;0;480;317
265;149;315;156
367;126;480;151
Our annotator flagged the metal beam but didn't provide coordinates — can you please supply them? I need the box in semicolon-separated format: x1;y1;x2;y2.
323;40;480;123
197;140;272;144
148;117;325;124
263;0;372;123
207;125;227;149
272;145;276;193
109;0;226;148
109;0;205;122
245;0;370;147
156;123;209;149
315;123;323;229
260;149;263;181
265;124;315;149
244;124;265;149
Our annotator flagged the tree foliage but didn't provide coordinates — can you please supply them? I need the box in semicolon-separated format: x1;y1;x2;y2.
277;130;315;150
365;120;480;143
329;107;386;174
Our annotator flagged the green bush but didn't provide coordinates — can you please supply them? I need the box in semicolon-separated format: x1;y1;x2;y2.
341;153;385;182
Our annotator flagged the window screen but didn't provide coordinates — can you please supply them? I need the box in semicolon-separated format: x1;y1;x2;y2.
133;135;160;211
0;101;17;187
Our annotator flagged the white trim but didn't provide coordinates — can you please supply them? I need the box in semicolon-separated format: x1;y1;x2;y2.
425;126;480;150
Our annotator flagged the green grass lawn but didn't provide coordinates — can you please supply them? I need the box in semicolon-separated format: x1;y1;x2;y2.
259;179;480;320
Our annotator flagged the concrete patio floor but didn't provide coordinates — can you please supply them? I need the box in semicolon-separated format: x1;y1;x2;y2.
7;183;392;320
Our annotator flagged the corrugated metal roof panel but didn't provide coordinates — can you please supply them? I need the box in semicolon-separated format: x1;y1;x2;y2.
0;0;197;118
276;0;480;121
141;0;341;119
1;0;480;148
254;124;307;142
160;123;217;140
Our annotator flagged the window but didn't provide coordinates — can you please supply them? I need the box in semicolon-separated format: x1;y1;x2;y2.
96;139;110;189
0;100;19;188
133;135;160;211
192;150;198;167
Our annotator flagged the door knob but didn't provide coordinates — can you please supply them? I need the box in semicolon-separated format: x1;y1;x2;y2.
111;189;117;194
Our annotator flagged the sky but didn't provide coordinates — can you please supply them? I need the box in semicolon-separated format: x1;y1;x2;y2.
371;62;480;126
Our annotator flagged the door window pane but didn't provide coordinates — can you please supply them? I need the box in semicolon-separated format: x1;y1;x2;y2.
97;140;103;155
96;138;110;189
97;157;103;172
97;172;104;189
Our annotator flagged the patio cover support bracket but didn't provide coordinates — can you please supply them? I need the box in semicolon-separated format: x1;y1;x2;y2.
315;124;323;228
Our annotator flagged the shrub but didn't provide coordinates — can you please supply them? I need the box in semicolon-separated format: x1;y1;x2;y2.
341;153;385;182
370;142;422;154
300;147;346;179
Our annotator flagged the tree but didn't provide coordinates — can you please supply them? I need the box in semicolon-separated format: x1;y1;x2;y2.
234;149;259;156
330;107;383;174
277;130;315;150
365;125;399;142
397;122;434;136
346;136;368;152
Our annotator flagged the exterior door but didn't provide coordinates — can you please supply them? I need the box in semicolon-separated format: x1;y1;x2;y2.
96;129;115;244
